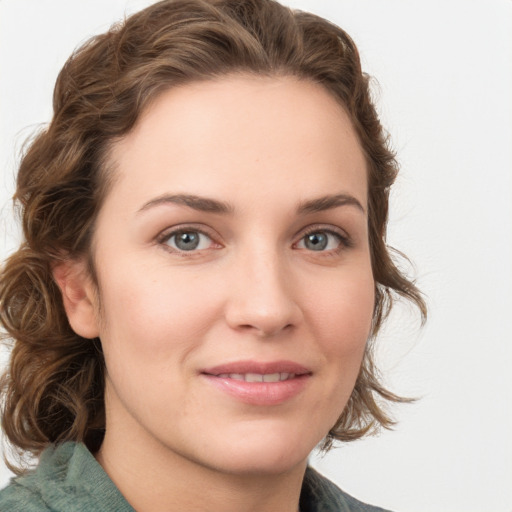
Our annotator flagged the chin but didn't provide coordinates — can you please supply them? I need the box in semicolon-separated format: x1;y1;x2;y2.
199;427;318;476
215;451;308;477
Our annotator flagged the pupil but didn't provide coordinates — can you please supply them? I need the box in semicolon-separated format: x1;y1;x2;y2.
305;233;327;251
175;232;199;250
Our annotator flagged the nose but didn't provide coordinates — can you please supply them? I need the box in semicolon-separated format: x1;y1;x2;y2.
224;247;303;338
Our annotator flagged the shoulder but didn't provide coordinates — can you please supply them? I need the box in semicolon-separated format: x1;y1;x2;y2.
301;466;394;512
0;442;133;512
0;443;76;512
0;479;51;512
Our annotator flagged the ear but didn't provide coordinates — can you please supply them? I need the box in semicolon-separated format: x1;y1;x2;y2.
52;260;100;339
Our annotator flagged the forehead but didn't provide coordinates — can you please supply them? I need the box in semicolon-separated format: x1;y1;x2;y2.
104;75;367;213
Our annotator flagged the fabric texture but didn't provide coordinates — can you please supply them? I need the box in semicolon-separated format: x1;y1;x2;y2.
300;467;392;512
0;442;392;511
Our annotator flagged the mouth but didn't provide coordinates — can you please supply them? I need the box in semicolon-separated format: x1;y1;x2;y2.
201;360;312;406
214;372;298;382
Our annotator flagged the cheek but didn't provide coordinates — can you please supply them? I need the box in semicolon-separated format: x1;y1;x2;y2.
304;269;375;355
95;265;222;420
97;263;223;360
300;270;374;428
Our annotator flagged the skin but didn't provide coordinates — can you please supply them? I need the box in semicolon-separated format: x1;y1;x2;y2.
57;75;375;512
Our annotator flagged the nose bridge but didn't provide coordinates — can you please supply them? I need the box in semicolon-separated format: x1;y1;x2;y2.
225;237;301;336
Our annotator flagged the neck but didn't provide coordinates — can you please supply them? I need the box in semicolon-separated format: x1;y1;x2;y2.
96;420;306;512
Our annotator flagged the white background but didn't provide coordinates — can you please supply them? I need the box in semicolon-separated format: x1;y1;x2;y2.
1;1;511;511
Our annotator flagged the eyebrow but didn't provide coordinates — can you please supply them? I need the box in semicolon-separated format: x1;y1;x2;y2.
138;192;365;215
297;193;365;215
138;194;233;214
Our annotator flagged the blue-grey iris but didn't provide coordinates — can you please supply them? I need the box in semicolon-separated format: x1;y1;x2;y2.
305;232;327;251
175;232;200;251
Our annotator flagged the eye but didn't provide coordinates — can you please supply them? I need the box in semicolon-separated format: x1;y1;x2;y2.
162;230;214;252
295;230;345;252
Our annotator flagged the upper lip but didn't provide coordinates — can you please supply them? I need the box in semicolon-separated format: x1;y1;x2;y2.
202;360;311;376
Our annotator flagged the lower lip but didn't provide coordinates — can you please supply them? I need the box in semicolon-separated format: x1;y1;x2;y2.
202;374;310;406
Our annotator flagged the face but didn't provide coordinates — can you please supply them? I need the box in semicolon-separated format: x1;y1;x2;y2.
82;76;374;476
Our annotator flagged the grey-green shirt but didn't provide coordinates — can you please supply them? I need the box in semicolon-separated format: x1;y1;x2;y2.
0;442;391;511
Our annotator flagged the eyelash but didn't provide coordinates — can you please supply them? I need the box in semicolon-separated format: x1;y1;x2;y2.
296;225;353;254
157;225;218;256
156;224;353;255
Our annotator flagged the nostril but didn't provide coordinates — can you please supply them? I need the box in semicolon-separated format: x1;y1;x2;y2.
234;321;295;338
223;271;304;336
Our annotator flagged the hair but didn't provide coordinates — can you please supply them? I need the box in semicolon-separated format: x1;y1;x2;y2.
0;0;426;472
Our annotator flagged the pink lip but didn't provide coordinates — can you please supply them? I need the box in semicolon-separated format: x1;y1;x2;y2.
203;360;310;376
201;360;312;406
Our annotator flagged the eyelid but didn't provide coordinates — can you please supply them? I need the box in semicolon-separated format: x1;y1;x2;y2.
154;222;352;255
294;224;353;250
156;223;222;253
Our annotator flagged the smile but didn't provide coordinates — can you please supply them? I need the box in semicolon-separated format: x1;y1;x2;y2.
201;361;311;406
215;372;296;382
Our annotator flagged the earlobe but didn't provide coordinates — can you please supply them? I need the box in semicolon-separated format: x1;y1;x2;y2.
52;260;100;339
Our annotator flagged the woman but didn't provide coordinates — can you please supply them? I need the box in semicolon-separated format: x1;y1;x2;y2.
0;0;425;510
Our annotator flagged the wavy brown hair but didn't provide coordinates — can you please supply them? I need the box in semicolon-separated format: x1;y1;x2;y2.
0;0;426;472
